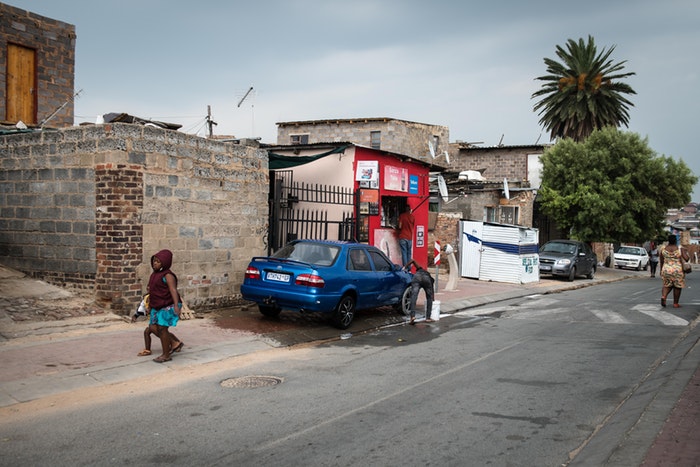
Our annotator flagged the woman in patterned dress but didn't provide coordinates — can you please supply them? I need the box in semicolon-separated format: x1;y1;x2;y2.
659;234;690;308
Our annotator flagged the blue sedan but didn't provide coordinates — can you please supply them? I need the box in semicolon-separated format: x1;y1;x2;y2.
241;240;413;329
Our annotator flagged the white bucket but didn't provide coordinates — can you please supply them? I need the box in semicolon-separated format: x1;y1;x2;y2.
430;301;441;321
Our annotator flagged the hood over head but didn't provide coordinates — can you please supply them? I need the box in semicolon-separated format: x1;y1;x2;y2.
152;249;173;270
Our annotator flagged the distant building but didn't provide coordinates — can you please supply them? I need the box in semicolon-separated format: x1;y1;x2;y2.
277;117;450;167
0;3;76;127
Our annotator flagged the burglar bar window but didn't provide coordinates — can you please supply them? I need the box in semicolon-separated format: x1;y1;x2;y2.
484;206;497;223
499;206;519;225
370;131;381;149
290;134;309;145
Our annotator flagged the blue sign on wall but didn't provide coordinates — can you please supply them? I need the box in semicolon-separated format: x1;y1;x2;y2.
409;175;419;194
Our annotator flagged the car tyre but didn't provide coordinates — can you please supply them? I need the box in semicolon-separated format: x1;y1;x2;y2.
394;286;412;316
332;295;356;330
567;266;576;282
587;265;596;280
258;304;281;318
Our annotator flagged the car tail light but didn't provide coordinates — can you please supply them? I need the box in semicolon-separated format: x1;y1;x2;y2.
245;266;261;280
295;273;325;288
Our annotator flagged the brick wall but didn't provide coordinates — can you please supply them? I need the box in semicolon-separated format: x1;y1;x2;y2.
454;146;544;183
0;123;269;314
0;3;76;127
429;212;462;272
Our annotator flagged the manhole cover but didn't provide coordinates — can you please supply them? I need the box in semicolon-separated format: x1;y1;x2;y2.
220;375;283;389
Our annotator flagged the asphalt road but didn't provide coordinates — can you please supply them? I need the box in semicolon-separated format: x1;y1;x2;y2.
0;276;697;466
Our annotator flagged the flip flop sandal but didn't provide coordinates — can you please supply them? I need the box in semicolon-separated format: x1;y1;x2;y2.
137;349;152;357
172;342;184;353
153;356;171;363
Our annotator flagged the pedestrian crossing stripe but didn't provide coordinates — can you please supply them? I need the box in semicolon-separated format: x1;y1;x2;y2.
589;309;630;324
459;302;689;326
632;304;688;326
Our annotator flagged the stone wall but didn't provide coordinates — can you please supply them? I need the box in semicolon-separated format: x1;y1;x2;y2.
277;118;450;165
0;3;76;127
0;123;269;314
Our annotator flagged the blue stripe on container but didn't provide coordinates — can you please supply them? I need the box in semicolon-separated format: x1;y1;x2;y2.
463;231;539;255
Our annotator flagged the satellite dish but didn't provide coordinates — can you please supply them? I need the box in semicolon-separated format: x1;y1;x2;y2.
443;150;450;164
437;174;448;202
458;170;485;181
428;141;436;159
503;178;510;200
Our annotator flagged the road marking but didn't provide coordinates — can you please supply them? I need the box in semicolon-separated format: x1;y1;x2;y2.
590;309;630;324
633;304;688;326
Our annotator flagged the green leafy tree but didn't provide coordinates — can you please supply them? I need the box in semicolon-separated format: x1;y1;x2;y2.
532;35;636;142
538;127;697;243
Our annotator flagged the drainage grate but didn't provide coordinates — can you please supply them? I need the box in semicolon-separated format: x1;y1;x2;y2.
220;375;283;389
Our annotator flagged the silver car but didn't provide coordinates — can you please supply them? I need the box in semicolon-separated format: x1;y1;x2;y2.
539;240;597;281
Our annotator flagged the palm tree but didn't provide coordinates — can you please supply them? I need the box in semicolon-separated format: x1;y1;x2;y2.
532;35;636;142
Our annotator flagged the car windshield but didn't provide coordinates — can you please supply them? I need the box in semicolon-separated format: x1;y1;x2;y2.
273;242;340;266
541;242;576;255
617;247;640;255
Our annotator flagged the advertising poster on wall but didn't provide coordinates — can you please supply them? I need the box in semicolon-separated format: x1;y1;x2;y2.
409;175;419;194
356;161;379;182
374;229;402;266
384;165;408;192
416;225;425;248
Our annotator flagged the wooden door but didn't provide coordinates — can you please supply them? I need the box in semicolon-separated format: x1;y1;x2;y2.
6;44;37;124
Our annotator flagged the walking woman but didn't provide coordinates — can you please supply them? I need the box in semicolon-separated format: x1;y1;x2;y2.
147;249;183;362
659;234;690;308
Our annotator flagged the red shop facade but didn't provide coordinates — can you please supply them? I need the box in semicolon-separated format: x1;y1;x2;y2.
353;147;431;268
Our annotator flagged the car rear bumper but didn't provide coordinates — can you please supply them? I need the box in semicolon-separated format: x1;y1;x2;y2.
240;283;341;313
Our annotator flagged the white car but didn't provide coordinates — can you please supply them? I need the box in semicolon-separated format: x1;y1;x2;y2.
614;246;649;271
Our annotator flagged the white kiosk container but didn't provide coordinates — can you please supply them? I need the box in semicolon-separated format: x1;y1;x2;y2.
459;220;539;284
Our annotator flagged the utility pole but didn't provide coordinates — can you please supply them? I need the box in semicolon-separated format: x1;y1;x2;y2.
206;105;217;138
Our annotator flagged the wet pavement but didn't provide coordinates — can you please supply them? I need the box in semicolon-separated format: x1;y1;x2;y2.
0;264;698;465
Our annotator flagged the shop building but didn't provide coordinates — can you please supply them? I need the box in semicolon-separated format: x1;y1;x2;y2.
266;142;433;267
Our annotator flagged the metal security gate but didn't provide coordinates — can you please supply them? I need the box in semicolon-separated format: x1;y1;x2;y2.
268;170;356;254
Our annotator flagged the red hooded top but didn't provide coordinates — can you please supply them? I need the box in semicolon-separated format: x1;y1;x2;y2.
148;249;179;310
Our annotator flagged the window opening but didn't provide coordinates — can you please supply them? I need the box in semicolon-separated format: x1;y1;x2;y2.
370;131;381;150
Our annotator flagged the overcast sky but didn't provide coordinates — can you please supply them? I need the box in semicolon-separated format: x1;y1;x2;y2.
7;0;700;201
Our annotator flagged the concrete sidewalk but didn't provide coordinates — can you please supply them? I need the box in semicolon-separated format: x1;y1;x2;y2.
0;265;697;465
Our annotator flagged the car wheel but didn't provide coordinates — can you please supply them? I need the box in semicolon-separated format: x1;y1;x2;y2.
643;262;648;271
587;265;596;280
332;295;356;330
394;286;412;316
567;266;576;282
636;262;642;271
258;304;281;318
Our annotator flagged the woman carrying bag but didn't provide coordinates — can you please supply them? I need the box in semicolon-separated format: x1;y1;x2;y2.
659;234;691;308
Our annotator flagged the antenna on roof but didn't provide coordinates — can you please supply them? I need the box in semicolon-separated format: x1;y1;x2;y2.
41;89;82;128
237;86;254;108
237;86;255;137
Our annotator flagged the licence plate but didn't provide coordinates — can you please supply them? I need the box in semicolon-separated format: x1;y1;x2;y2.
266;272;291;282
540;265;551;271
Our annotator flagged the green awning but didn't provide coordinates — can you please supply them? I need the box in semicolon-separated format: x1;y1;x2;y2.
268;145;350;169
